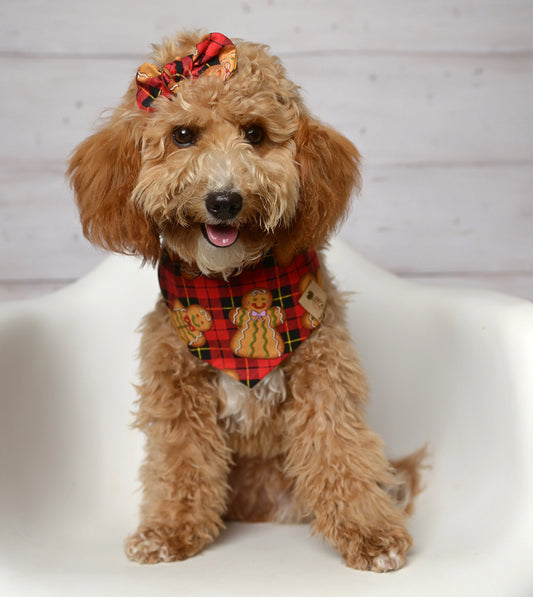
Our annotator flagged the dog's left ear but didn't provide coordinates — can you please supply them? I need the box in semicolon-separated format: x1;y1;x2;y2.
277;117;361;261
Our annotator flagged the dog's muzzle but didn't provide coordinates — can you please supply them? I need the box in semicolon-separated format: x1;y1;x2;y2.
203;191;242;248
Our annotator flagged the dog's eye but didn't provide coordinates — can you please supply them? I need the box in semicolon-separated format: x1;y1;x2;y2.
243;125;266;146
172;126;196;147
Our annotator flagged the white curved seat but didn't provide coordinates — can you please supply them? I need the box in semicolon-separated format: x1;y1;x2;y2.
1;238;532;596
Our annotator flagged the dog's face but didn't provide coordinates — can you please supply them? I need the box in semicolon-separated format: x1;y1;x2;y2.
69;32;361;275
133;38;302;275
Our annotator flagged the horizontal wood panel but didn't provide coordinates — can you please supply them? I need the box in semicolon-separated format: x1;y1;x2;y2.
341;163;533;274
0;167;104;279
1;163;531;280
2;0;532;55
2;52;532;166
286;53;533;165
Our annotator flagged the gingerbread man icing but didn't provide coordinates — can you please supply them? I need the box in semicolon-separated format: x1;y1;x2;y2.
229;288;285;359
168;299;213;348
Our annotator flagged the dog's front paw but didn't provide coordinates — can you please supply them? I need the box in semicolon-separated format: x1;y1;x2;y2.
125;526;208;564
368;548;405;573
338;525;412;573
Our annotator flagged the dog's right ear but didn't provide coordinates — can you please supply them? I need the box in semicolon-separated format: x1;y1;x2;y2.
68;111;160;263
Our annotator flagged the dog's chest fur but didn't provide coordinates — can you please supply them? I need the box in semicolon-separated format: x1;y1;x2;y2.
217;367;287;455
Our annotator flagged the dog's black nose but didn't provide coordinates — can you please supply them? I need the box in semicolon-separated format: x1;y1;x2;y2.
205;191;243;221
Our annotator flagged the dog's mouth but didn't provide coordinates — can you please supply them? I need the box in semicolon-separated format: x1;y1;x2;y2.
202;224;240;248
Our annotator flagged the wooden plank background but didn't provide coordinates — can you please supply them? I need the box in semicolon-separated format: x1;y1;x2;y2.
1;0;532;301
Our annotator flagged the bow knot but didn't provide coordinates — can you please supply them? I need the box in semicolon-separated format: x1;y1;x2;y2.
251;310;267;320
136;33;237;112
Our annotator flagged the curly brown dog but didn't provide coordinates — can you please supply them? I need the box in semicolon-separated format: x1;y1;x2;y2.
68;31;424;572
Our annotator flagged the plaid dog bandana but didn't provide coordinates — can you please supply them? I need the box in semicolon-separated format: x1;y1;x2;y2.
136;32;237;112
158;249;324;387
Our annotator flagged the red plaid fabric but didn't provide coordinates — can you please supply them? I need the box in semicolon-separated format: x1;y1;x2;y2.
158;249;321;387
136;32;237;112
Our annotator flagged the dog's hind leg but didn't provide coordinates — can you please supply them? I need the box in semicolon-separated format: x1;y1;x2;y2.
225;455;308;523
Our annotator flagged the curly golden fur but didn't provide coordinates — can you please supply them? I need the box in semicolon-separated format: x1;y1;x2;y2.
68;31;424;572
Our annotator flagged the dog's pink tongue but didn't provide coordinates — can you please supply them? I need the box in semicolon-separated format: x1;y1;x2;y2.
205;224;239;247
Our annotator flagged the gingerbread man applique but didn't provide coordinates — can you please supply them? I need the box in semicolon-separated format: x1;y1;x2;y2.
168;299;213;348
229;288;285;359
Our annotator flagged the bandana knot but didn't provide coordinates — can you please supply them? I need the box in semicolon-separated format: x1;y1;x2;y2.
136;32;237;112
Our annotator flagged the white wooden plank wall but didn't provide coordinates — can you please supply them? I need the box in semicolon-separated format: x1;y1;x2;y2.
1;0;532;301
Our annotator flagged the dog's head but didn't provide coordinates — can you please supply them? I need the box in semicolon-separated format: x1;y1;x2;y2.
68;32;361;276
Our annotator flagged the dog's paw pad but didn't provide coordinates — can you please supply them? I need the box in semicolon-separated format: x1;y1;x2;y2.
371;549;404;573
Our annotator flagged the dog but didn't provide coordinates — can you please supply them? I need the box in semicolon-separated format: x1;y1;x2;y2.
68;31;424;572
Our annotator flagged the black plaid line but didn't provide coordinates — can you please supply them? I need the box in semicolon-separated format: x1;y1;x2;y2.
276;285;296;310
262;252;276;269
192;345;211;360
171;60;186;77
283;327;304;353
220;294;237;314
